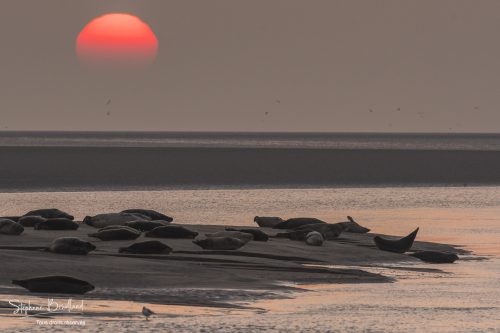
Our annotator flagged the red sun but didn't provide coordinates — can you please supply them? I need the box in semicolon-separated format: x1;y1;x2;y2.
77;13;158;66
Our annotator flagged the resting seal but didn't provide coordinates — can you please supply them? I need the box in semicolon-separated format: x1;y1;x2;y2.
225;228;269;241
98;225;143;233
0;216;20;222
24;209;74;220
83;213;150;228
294;223;344;240
253;216;284;228
0;219;24;235
121;209;173;222
373;228;419;253
145;226;198;239
409;251;459;263
18;215;47;227
338;216;371;233
193;237;246;250
119;240;172;254
205;231;253;243
273;230;311;241
125;220;170;232
34;218;79;230
305;231;324;246
49;237;96;255
89;228;140;241
12;276;94;294
273;218;327;229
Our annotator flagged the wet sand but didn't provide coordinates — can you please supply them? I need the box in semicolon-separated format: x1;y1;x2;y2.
0;223;464;308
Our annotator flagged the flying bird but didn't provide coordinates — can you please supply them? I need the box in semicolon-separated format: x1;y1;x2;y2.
142;306;154;320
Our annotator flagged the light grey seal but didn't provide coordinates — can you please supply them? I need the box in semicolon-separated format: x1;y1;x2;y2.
273;217;327;229
12;276;94;294
119;240;172;254
0;219;24;235
49;237;96;255
205;231;253;243
24;209;74;220
121;209;173;222
83;213;149;228
145;226;198;239
18;215;47;227
89;228;141;241
305;231;324;246
253;216;284;228
193;237;246;250
34;218;79;230
374;228;419;253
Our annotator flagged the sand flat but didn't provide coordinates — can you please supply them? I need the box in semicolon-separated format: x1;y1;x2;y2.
0;223;465;307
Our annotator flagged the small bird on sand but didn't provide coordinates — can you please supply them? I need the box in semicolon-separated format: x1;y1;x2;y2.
142;306;154;320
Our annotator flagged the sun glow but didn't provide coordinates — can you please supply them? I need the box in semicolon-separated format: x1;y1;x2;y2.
76;13;158;66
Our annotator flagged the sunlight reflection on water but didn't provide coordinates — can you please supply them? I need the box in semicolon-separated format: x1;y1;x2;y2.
0;186;499;332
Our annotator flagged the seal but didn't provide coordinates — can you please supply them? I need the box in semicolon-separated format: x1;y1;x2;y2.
409;251;459;263
121;209;173;222
119;240;172;254
205;231;253;243
225;228;269;241
34;218;79;230
49;237;96;255
125;220;170;232
23;209;74;220
12;276;94;294
273;230;311;241
338;216;371;233
89;228;141;241
98;225;142;233
193;237;246;250
0;219;24;235
305;231;324;246
253;216;284;228
145;226;198;239
373;228;419;253
273;217;327;229
18;215;47;227
0;216;20;222
83;213;149;228
294;223;344;240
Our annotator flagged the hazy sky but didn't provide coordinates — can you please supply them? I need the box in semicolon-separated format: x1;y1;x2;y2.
1;0;500;132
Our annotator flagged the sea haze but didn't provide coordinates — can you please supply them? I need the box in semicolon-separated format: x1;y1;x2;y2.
1;132;500;191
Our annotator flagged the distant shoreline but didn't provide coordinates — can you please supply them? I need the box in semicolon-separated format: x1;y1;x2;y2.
1;147;500;191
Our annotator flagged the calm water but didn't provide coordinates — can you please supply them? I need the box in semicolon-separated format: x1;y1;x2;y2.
1;186;499;332
1;131;500;150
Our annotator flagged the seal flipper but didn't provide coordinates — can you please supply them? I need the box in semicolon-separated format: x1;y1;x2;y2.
373;227;419;253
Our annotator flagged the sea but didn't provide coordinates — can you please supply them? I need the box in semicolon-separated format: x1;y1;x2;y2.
0;132;499;332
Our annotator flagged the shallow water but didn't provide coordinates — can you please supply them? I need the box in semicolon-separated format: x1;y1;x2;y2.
0;186;499;332
2;131;500;150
